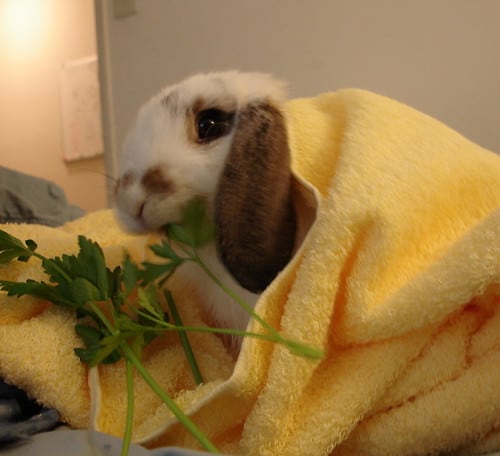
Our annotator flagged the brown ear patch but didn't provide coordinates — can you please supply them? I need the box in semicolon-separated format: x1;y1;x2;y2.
215;102;296;293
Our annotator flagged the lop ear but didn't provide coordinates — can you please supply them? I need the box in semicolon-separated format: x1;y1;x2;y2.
214;102;297;293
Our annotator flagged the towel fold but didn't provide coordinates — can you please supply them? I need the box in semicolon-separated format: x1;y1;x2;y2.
0;89;499;455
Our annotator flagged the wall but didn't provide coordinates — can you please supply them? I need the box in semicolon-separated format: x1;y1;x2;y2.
0;0;107;212
96;0;500;181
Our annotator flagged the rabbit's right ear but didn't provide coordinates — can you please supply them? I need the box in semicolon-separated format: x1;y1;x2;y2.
214;102;297;293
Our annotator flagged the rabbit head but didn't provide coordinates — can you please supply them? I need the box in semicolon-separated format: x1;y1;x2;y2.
114;71;297;293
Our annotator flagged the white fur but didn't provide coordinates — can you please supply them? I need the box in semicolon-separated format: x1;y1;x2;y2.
114;71;286;350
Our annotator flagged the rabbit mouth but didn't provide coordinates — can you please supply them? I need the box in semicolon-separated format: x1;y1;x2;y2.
138;198;183;231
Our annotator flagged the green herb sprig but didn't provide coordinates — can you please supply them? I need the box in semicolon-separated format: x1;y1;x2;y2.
0;199;323;455
0;215;217;454
150;201;324;359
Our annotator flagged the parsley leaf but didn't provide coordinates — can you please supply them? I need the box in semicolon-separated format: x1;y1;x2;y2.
0;230;37;263
166;198;215;248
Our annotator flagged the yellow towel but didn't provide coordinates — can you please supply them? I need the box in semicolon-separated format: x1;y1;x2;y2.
1;89;499;455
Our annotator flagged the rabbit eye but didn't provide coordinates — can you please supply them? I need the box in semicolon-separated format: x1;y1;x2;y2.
196;108;234;143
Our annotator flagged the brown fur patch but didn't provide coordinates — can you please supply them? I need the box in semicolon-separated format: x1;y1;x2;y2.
121;171;135;187
141;165;174;194
185;97;206;144
161;90;180;115
114;171;135;195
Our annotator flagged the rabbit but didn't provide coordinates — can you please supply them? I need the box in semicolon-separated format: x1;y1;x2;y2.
114;71;299;354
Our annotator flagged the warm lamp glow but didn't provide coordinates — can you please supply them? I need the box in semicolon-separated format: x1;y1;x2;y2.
1;0;46;56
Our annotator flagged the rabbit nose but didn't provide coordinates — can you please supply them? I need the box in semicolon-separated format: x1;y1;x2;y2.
141;165;174;195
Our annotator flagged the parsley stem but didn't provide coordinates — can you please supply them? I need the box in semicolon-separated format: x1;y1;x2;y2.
191;251;324;360
134;309;286;343
191;254;270;330
122;345;219;453
121;359;134;456
136;311;323;360
88;301;116;335
164;290;204;385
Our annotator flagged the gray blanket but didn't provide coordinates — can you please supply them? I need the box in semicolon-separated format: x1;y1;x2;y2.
0;166;84;226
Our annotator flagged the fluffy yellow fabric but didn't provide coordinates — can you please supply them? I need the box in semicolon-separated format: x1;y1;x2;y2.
148;90;500;455
0;89;498;455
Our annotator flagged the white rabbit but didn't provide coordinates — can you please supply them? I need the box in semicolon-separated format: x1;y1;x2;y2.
114;71;298;354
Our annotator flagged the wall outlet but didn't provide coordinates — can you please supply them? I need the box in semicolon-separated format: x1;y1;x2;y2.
113;0;136;19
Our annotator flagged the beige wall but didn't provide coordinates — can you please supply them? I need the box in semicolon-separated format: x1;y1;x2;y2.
97;0;500;181
0;0;107;212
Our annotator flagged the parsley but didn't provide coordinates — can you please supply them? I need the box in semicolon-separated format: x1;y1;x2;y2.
0;198;323;455
0;203;217;455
